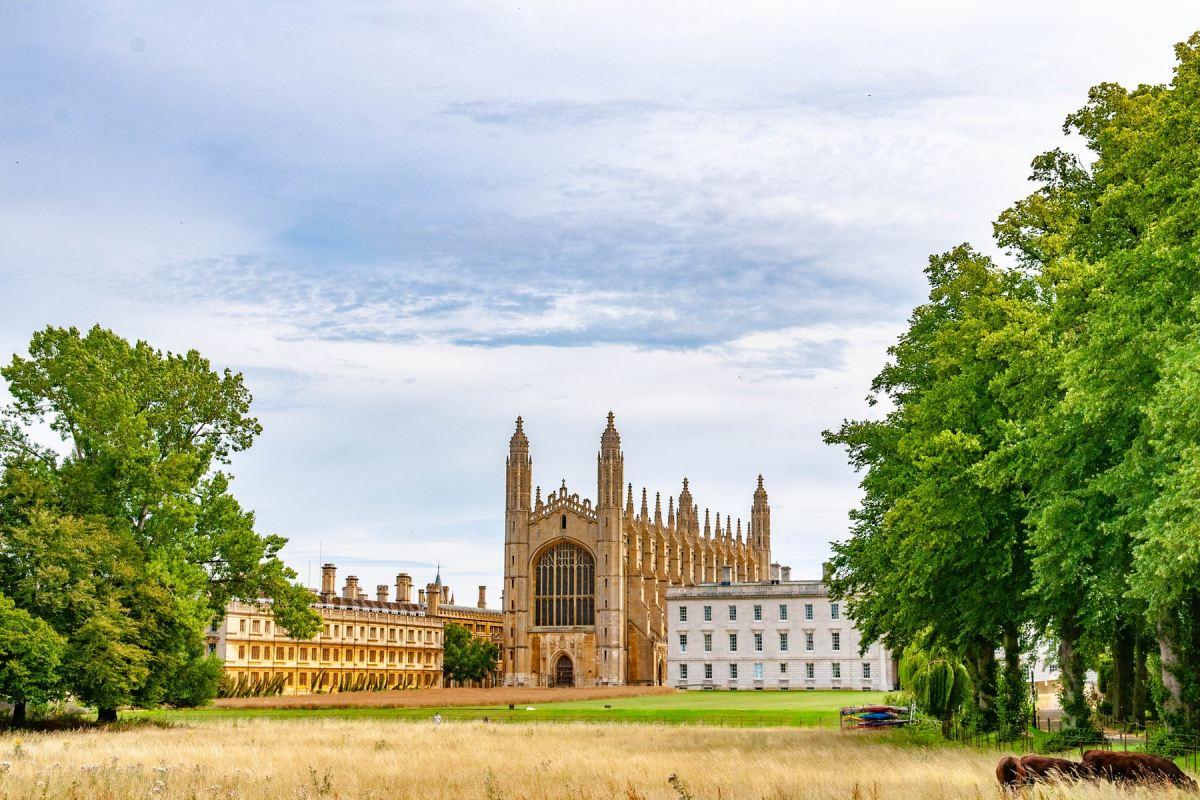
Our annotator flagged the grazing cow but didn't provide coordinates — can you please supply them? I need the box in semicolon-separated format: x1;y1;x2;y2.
1022;756;1095;783
996;756;1025;788
1083;749;1198;790
997;755;1094;789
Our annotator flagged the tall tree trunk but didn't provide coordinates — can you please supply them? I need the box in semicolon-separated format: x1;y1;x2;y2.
1155;619;1185;729
1111;620;1135;722
1058;613;1091;730
1132;636;1148;729
10;701;26;726
999;625;1028;738
967;638;998;731
1003;627;1021;679
97;707;118;724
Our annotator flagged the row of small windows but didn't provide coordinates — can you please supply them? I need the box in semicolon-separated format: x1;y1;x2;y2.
225;617;439;644
679;631;840;652
678;662;871;680
236;645;437;665
678;602;838;623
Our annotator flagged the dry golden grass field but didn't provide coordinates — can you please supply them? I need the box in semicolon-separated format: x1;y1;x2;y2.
0;719;1189;800
214;684;674;710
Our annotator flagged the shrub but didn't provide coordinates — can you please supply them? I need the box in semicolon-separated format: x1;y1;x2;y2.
1037;728;1104;754
1145;729;1194;758
165;654;222;707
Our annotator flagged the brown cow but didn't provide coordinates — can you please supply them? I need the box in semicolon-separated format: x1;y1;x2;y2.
1083;749;1198;790
996;756;1023;788
997;754;1094;789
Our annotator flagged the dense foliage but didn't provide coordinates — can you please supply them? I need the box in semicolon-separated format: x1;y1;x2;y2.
899;646;973;735
827;32;1200;734
0;325;320;722
0;593;66;724
442;623;500;685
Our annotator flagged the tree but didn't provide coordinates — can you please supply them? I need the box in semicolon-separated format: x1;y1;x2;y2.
830;31;1200;736
442;623;499;685
0;593;65;725
64;602;150;723
899;645;972;737
824;245;1033;731
163;650;224;708
1126;333;1200;729
991;33;1200;731
0;325;320;721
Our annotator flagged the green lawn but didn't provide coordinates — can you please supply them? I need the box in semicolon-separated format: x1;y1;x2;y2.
138;689;892;728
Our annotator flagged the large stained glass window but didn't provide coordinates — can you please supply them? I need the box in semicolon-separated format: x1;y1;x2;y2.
534;541;595;627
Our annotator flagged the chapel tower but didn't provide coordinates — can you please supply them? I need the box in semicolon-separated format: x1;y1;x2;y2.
751;474;771;578
595;412;626;683
502;416;532;683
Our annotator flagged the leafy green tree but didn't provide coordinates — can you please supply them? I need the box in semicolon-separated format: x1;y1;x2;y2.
63;601;150;722
163;650;224;708
1127;333;1200;728
0;592;66;725
991;32;1200;730
825;245;1033;730
831;32;1200;737
900;645;972;737
442;623;500;685
0;325;320;721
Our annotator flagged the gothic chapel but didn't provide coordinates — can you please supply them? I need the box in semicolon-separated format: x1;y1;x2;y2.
502;413;772;686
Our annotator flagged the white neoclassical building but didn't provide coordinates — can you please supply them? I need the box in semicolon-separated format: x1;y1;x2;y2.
665;566;895;691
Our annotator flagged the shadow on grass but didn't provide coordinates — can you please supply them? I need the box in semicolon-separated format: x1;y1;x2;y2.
1;713;181;733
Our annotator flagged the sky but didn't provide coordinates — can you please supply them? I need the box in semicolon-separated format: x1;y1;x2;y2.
2;2;1196;607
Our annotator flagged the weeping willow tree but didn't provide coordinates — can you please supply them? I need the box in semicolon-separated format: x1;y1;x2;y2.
900;646;973;737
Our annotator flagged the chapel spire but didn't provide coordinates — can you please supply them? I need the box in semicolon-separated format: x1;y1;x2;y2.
751;473;771;575
678;477;694;531
506;415;531;512
596;411;623;509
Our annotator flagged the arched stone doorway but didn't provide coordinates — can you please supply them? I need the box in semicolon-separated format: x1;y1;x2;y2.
656;658;665;686
553;653;574;687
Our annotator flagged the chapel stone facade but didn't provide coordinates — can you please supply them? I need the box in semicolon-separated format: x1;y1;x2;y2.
502;413;772;686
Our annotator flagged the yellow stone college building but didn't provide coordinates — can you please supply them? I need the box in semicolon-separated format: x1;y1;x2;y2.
209;564;502;694
502;413;772;687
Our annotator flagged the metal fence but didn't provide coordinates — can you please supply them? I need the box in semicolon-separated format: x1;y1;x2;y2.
969;712;1200;771
946;722;1037;753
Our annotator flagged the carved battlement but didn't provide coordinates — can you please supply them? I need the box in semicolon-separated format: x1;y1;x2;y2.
531;479;598;523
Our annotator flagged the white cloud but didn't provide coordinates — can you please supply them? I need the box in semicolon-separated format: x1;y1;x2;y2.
2;1;1196;601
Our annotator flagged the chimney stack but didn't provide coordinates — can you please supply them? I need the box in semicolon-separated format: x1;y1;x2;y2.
721;564;733;584
770;562;781;582
781;565;792;582
321;563;336;600
343;575;360;601
441;584;449;604
395;573;412;604
376;585;389;603
425;582;440;617
477;585;487;608
418;588;426;604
